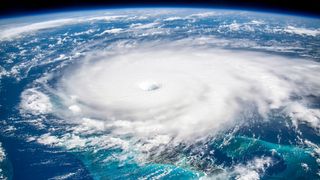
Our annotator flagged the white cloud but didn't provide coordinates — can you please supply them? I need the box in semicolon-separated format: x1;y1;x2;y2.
37;133;60;146
36;132;129;151
249;20;265;25
73;29;95;36
0;143;6;180
99;28;123;35
130;22;159;29
0;66;8;79
227;22;241;31
86;15;127;21
0;18;79;40
188;12;218;18
48;172;77;180
284;102;320;129
0;15;127;40
284;26;320;36
234;157;273;180
20;88;52;115
218;21;260;32
37;133;86;149
0;143;5;163
163;17;184;21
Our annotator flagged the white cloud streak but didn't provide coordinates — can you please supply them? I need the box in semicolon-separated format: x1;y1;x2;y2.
0;18;78;40
284;26;320;36
0;15;127;40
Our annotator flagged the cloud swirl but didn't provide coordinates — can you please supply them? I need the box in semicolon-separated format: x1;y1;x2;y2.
55;42;320;143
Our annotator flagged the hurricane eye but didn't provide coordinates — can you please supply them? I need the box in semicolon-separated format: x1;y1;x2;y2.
138;81;161;91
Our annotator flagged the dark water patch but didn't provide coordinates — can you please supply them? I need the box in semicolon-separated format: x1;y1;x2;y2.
0;136;92;180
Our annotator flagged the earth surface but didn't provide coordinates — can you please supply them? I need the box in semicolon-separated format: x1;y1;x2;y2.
0;8;320;180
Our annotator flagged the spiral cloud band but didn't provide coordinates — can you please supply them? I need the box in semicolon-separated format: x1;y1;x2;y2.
56;42;320;144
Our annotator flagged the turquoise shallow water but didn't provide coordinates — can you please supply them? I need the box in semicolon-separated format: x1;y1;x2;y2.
66;135;318;179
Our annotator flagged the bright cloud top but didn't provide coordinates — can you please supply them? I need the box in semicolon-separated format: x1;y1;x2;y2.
0;18;78;40
0;15;128;40
55;44;320;142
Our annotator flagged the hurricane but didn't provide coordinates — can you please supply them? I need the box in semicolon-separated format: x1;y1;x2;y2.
0;8;320;179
